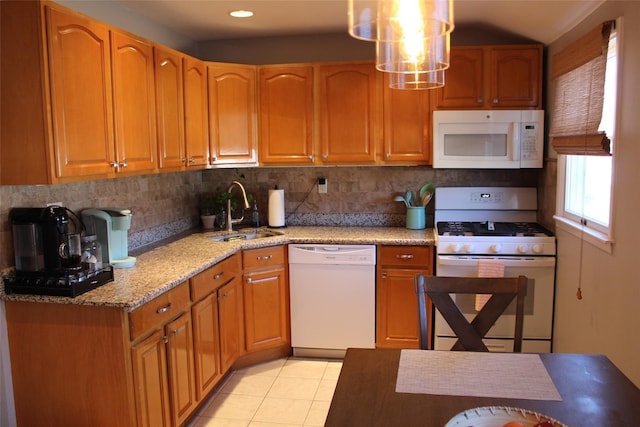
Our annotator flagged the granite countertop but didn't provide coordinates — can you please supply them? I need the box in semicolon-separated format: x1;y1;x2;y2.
1;226;435;312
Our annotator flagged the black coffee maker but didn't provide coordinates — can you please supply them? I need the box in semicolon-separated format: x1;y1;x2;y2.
10;206;80;271
6;206;114;297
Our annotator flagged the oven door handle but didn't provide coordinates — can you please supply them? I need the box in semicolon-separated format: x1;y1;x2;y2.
437;255;556;268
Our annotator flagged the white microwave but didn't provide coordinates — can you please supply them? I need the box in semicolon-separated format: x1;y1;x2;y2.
432;110;544;169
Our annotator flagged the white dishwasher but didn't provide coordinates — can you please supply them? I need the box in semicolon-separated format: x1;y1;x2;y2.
288;244;376;358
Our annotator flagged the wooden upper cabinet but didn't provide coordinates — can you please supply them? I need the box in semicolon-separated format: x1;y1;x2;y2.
435;45;542;109
259;66;314;165
111;30;157;174
435;47;485;109
489;46;542;108
155;46;186;170
207;64;258;166
318;63;379;164
46;6;117;178
183;56;209;168
382;73;432;165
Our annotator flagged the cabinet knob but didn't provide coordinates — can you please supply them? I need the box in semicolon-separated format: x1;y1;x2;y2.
477;98;484;104
213;272;224;280
492;98;499;104
246;277;253;284
211;156;218;162
162;335;169;344
119;160;128;168
381;272;388;279
189;157;196;163
322;154;328;160
307;155;313;161
385;152;390;160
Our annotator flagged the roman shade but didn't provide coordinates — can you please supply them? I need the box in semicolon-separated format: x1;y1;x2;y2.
549;20;614;155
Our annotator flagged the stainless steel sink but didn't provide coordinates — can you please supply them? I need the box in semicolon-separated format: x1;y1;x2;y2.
208;229;283;242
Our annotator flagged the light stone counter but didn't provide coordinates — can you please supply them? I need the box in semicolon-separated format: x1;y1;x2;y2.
1;226;435;311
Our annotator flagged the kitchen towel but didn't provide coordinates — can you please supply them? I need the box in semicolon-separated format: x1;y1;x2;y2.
268;188;286;228
475;258;505;311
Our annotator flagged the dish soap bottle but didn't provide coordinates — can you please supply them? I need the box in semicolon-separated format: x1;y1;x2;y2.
251;200;260;228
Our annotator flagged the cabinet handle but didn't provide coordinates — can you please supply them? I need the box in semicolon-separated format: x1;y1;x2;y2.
492;98;499;104
307;155;313;161
211;156;218;162
119;160;128;168
189;157;195;163
156;303;172;314
381;272;388;279
385;152;390;160
396;254;414;259
171;329;179;336
247;275;277;284
257;255;273;261
162;335;169;344
214;272;224;280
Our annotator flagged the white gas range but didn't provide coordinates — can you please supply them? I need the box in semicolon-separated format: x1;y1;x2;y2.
433;187;557;352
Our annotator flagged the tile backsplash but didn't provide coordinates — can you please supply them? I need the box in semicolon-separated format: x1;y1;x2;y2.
0;166;538;270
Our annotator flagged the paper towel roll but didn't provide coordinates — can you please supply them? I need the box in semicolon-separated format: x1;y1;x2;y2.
268;189;286;228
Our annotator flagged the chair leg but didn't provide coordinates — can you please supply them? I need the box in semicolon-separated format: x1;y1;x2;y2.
415;274;429;350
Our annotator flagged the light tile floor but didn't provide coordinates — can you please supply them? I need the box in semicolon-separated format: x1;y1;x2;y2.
187;357;343;427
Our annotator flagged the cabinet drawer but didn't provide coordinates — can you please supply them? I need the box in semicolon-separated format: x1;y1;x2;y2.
129;282;190;341
190;253;241;302
242;245;286;270
378;245;432;269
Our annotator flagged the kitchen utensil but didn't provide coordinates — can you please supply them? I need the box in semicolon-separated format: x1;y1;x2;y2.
393;195;410;207
405;191;414;206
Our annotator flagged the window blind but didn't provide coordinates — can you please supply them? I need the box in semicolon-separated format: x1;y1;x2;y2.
549;20;614;155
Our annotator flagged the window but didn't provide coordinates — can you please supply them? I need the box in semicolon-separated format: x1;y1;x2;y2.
553;20;619;252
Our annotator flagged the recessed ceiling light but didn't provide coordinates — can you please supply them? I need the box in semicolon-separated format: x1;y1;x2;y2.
229;10;254;18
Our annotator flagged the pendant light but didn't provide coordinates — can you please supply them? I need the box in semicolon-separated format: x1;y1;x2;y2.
348;0;455;90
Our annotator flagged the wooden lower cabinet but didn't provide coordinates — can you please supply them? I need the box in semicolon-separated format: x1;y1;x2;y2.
242;245;290;353
191;293;222;401
218;277;245;373
165;312;196;426
376;245;434;349
132;330;172;427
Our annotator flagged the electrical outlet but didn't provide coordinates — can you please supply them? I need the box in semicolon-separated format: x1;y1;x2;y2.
318;177;327;194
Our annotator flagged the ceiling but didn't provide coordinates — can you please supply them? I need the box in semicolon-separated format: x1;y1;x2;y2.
112;0;606;45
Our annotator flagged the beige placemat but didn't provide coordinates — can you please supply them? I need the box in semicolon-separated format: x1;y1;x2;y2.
396;350;562;401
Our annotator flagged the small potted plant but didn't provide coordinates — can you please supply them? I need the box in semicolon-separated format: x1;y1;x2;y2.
199;193;217;229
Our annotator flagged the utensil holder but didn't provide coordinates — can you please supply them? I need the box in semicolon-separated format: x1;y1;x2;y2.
406;206;426;230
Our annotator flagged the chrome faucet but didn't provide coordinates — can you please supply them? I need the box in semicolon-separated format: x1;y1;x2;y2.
226;181;251;232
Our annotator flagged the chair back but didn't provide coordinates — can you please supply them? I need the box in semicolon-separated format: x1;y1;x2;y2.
415;275;527;352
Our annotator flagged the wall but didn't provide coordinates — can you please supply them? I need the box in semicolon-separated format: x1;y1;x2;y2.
548;0;640;386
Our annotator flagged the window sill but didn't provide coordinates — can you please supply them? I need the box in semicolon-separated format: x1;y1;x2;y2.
553;215;614;254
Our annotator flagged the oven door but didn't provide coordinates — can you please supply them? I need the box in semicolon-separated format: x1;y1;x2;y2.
434;255;555;352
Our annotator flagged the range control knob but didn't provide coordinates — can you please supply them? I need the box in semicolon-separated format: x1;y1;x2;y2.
461;244;474;254
489;243;502;254
448;243;461;254
517;244;529;254
532;244;544;254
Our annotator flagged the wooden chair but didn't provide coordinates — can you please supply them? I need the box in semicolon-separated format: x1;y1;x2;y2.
415;274;527;352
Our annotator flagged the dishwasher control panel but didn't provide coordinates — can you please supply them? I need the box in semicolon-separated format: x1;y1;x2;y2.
288;244;376;265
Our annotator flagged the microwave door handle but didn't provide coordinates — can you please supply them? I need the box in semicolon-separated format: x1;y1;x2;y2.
511;122;520;161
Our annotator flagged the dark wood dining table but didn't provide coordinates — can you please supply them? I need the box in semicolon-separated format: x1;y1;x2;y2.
325;348;640;427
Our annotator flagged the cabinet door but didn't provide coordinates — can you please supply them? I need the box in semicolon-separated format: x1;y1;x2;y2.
131;330;171;427
111;30;157;174
183;56;209;168
208;64;258;165
155;47;186;170
319;63;379;164
489;46;542;108
218;278;244;373
259;66;314;165
166;312;196;426
435;47;485;109
243;267;289;352
382;73;432;164
191;293;222;401
46;6;116;178
377;268;432;349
